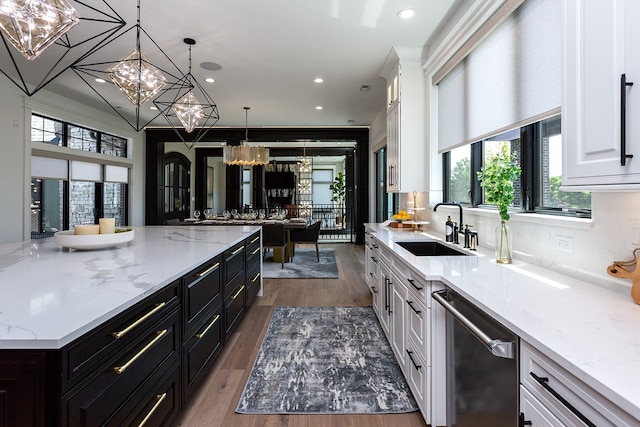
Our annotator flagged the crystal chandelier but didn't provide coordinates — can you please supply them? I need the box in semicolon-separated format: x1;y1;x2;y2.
173;91;204;133
153;37;220;148
107;47;167;105
71;0;185;132
0;0;124;96
0;0;80;60
223;107;269;166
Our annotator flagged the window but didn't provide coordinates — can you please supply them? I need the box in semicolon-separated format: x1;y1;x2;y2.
312;169;333;205
242;168;251;207
30;114;130;238
443;115;591;217
444;145;471;204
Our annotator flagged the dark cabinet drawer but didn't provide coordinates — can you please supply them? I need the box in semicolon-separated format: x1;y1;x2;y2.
63;307;180;426
183;303;224;402
122;365;180;427
224;242;245;289
62;280;180;391
183;255;222;336
246;268;261;307
224;284;246;336
246;232;261;259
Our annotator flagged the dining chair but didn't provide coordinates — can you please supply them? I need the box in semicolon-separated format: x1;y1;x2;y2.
289;220;321;262
261;223;287;269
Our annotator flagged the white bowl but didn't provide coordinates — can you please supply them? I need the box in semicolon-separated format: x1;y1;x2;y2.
53;229;134;250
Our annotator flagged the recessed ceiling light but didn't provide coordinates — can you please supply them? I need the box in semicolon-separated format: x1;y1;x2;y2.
315;106;323;110
360;85;370;91
397;8;415;19
205;77;215;83
150;106;158;110
95;78;106;83
314;77;323;83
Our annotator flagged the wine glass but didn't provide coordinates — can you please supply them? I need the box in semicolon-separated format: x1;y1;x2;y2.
193;210;201;220
204;208;211;220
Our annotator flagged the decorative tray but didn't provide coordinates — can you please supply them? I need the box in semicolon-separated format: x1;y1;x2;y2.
53;229;134;250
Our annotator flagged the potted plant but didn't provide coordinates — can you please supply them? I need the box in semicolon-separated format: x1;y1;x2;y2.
477;144;521;264
330;171;346;226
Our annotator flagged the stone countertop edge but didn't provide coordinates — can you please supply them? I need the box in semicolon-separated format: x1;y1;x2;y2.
365;223;640;422
0;225;260;350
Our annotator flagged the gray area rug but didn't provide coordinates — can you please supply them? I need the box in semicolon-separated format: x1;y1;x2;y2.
236;306;418;414
262;247;339;279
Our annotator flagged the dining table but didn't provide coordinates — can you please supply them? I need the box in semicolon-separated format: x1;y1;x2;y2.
180;217;309;262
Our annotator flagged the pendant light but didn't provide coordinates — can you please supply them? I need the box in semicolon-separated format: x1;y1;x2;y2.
0;0;79;60
153;37;220;149
223;107;269;166
71;0;185;132
0;0;125;96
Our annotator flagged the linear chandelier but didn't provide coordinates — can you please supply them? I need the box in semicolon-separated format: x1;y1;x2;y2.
153;37;220;149
71;0;185;132
223;107;269;166
0;0;126;95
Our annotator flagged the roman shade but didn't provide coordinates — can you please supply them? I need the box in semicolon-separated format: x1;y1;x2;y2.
437;0;561;153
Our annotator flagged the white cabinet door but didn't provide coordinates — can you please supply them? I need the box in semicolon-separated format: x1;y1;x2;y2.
390;271;406;367
520;386;565;427
382;48;427;193
378;261;392;339
563;0;640;187
386;102;400;192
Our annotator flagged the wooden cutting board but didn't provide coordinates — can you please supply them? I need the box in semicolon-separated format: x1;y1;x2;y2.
607;262;640;304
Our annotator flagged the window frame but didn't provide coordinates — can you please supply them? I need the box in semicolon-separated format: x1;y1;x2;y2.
30;114;131;238
443;115;591;219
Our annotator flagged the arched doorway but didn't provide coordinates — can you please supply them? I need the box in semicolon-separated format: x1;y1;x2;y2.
163;152;191;223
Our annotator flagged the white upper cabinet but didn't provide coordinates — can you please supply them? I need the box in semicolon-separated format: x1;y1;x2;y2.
563;0;640;188
381;47;427;193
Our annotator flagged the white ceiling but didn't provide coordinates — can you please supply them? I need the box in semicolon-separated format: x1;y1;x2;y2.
0;0;460;129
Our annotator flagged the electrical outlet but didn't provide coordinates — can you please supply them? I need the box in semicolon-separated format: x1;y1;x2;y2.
627;220;640;250
555;235;573;253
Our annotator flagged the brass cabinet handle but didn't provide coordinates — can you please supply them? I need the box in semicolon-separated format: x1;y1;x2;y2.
250;235;260;244
195;315;220;339
251;272;260;283
231;245;245;256
113;329;168;374
250;247;260;255
197;262;220;278
111;303;166;339
138;392;167;427
231;285;245;300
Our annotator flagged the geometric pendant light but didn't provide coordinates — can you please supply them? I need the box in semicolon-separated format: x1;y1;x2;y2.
0;0;126;95
71;0;185;132
153;38;220;149
0;0;80;61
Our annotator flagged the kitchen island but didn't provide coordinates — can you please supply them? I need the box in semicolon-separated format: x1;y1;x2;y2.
365;223;640;426
0;225;262;426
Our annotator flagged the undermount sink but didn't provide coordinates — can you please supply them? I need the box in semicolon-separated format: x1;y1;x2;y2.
396;241;472;256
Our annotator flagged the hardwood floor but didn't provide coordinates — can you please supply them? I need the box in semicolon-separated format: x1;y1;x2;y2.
175;243;428;427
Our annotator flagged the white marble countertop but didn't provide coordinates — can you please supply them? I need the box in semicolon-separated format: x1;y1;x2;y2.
0;225;260;350
365;223;640;421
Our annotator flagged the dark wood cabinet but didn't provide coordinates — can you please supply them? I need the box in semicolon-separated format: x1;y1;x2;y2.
0;230;262;427
0;352;52;427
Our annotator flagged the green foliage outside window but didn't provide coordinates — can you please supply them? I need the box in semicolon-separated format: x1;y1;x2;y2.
450;157;471;203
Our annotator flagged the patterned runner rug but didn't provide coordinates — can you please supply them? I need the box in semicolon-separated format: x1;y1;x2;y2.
236;306;418;414
262;247;339;279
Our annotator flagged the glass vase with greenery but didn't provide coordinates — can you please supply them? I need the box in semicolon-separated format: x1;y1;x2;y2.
477;145;521;264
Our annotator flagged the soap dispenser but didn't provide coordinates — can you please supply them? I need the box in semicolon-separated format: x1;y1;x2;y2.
445;216;454;242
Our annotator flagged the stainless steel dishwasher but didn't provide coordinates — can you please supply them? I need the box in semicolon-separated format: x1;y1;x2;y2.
432;288;519;427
